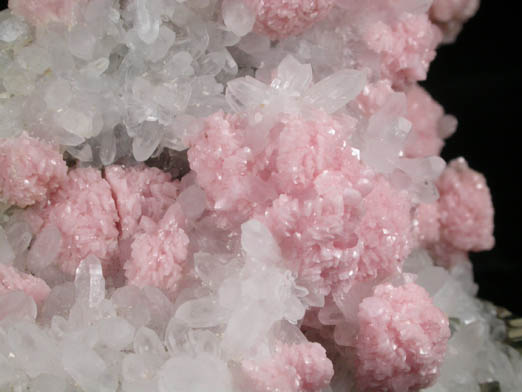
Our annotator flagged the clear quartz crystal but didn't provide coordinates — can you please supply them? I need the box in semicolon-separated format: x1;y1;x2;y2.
158;354;232;392
26;224;62;273
132;121;164;162
222;0;256;37
62;342;118;392
55;108;95;138
8;321;60;377
99;129;117;165
29;374;69;392
174;296;228;329
97;317;136;351
0;12;30;43
0;291;37;322
45;79;72;110
74;255;106;308
122;353;160;392
303;69;367;113
111;286;152;328
134;327;167;358
5;221;32;256
0;226;15;265
135;0;161;44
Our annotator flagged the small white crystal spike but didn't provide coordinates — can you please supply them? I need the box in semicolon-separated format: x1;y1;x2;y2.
272;55;313;94
304;69;367;113
226;76;270;112
74;254;105;308
241;219;281;264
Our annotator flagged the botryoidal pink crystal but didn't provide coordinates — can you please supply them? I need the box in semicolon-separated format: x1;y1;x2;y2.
0;133;67;208
241;342;334;392
245;0;334;40
430;0;480;42
363;12;442;87
105;165;180;240
413;157;494;266
404;84;448;158
0;263;50;306
355;282;450;392
354;177;413;282
25;168;120;276
436;157;495;252
124;204;189;295
190;110;416;298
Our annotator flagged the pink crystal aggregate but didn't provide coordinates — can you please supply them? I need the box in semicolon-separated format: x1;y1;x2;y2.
412;157;494;267
189;110;417;298
25;168;120;276
430;0;480;42
241;342;334;392
0;0;493;389
105;165;180;240
354;177;413;282
22;164;187;287
125;203;189;295
404;84;448;158
0;263;51;306
0;132;67;208
362;12;442;87
245;0;334;40
437;157;494;252
354;82;451;159
355;282;451;392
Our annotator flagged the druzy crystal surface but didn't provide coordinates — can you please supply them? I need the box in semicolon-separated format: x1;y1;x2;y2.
0;0;520;391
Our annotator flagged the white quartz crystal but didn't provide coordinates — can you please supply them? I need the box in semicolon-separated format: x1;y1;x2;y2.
0;226;15;265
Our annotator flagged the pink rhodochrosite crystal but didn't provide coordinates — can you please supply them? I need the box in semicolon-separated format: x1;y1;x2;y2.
404;84;447;158
8;0;88;26
354;82;452;159
354;80;395;116
355;282;450;392
437;157;495;252
105;165;180;240
245;0;334;40
241;342;334;392
363;13;442;87
411;158;493;268
354;176;413;282
189;109;411;298
430;0;480;42
124;204;189;295
25;168;120;276
0;263;50;305
0;133;67;208
187;111;255;229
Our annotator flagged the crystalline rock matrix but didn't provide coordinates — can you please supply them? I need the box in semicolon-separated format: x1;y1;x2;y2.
0;0;519;391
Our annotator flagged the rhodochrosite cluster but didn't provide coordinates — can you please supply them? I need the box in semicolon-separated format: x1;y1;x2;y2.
1;0;520;391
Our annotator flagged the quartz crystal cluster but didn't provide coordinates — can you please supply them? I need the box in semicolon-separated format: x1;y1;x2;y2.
0;0;519;391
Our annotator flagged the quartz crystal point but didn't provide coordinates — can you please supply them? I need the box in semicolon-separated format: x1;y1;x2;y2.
0;0;516;391
74;254;105;309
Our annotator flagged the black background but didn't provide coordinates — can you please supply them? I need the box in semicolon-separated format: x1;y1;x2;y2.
422;2;522;314
1;1;521;313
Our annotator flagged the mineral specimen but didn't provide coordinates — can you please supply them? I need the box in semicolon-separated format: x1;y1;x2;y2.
1;0;520;391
